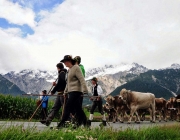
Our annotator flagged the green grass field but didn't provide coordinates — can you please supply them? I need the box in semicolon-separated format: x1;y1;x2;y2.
0;124;180;140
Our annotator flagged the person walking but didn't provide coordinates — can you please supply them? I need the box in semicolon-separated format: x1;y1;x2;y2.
40;90;49;123
57;55;88;129
74;56;85;77
87;77;107;126
45;63;67;126
73;56;85;108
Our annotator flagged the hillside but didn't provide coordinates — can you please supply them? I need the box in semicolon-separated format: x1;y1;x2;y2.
0;74;25;95
111;69;180;100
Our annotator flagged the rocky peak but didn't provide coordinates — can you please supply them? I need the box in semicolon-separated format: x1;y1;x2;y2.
169;63;180;69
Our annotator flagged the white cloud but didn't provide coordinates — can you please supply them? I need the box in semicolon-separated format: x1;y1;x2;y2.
0;0;36;27
0;28;40;74
1;0;180;73
1;27;22;37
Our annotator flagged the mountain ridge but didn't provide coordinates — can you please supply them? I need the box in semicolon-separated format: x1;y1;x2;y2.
0;74;25;95
2;63;180;98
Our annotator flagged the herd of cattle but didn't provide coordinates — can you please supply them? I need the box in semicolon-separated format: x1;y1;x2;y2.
103;88;180;124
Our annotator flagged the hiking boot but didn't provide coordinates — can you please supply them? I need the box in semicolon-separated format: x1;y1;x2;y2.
102;120;107;126
45;120;51;126
86;120;91;127
55;122;65;129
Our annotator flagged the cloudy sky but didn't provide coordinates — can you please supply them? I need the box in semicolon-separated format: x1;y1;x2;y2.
0;0;180;74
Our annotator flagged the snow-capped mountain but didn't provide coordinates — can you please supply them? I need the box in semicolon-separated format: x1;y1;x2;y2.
9;62;180;96
3;62;149;95
2;63;180;98
85;62;148;80
3;69;58;94
167;63;180;69
10;69;58;82
85;62;149;95
0;74;25;95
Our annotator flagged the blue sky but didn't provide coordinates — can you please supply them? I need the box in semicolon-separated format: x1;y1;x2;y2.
0;18;34;36
10;0;64;12
0;0;64;37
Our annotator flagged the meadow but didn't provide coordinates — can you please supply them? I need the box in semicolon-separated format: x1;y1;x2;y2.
0;124;180;140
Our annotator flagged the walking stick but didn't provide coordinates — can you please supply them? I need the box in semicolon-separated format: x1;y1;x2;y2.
22;94;64;96
28;78;58;122
61;95;66;120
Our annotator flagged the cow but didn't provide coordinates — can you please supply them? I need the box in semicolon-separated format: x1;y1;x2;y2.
155;98;167;122
104;95;129;123
175;94;180;121
102;104;117;122
119;88;156;124
166;97;177;121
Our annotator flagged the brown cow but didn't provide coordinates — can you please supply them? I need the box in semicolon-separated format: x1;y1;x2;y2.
119;88;156;123
168;95;180;121
176;94;180;122
105;95;129;123
175;94;180;121
102;104;117;122
166;97;177;121
155;98;167;122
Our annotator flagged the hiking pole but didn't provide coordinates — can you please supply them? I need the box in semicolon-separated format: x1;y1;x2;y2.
61;95;66;120
23;94;99;97
22;94;64;96
28;78;58;122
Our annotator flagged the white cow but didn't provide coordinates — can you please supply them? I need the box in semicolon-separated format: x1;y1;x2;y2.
119;88;156;123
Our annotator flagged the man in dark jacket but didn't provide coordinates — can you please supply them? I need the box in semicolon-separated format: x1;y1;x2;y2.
45;62;67;126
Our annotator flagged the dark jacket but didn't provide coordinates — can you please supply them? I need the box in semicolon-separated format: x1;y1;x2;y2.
51;68;67;94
